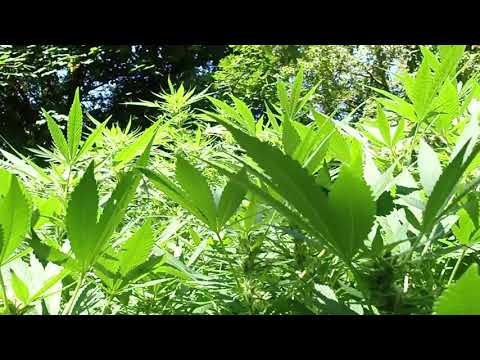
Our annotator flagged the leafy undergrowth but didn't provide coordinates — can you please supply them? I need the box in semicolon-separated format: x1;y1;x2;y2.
0;47;480;315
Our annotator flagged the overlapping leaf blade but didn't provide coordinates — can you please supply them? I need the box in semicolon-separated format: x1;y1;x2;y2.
434;263;480;315
0;174;32;265
65;161;99;269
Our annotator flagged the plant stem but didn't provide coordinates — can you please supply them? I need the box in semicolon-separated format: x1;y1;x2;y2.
448;248;467;286
215;231;250;312
64;165;71;202
65;273;85;315
102;292;115;315
0;269;11;314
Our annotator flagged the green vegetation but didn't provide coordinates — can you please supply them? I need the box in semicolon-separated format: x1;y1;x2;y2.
0;45;479;315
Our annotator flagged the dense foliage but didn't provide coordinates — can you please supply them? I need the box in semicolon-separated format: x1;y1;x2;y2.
1;45;480;315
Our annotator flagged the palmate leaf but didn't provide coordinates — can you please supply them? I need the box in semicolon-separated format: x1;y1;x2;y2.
200;158;323;249
412;58;436;122
67;88;83;158
74;116;110;162
118;219;154;276
368;87;417;122
211;116;375;261
139;167;208;224
0;173;32;265
434;263;480;315
93;129;157;264
66;131;156;271
215;117;334;243
65;162;99;270
114;120;160;170
422;140;480;235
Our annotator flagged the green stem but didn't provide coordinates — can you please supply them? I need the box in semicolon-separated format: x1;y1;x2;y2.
102;292;115;315
0;269;11;314
65;273;85;315
448;248;467;286
215;231;251;313
346;262;375;314
64;165;71;203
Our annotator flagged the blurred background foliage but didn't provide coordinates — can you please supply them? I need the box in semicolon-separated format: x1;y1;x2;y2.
1;44;479;150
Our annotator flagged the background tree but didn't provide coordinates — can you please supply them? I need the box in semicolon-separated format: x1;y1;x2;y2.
0;45;229;149
212;45;426;119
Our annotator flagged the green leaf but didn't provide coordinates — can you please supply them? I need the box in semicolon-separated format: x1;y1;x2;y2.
418;140;442;196
277;81;290;116
0;174;32;265
28;229;81;272
30;268;70;303
212;117;334;249
118;219;154;276
43;109;69;161
376;104;391;146
327;165;376;261
452;209;476;245
10;269;30;304
290;66;304;115
140;167;207;224
434;263;480;315
67;88;83;158
201;158;321;249
94;171;140;265
92;131;156;267
33;195;62;229
0;149;50;182
216;168;248;229
369;87;417;122
114;120;160;170
282;119;301;156
412;58;435;122
65;161;99;270
74;116;110;162
391;118;405;146
422;140;480;235
176;156;217;230
231;95;256;135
